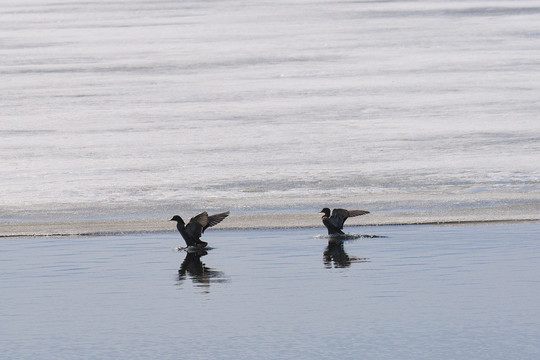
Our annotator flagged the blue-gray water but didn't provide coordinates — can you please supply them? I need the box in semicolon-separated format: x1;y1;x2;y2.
1;0;539;224
2;223;539;359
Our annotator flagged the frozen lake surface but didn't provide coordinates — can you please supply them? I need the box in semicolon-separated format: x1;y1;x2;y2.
2;223;540;359
1;0;539;227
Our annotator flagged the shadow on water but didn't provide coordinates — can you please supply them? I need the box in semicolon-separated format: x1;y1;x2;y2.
318;232;385;268
323;239;369;269
176;248;229;291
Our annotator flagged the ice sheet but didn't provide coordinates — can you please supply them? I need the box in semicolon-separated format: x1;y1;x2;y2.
1;0;539;228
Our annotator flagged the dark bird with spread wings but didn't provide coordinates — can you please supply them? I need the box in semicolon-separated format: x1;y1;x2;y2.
170;211;230;247
320;208;369;235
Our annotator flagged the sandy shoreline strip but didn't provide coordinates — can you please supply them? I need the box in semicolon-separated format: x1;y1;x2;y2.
2;212;539;237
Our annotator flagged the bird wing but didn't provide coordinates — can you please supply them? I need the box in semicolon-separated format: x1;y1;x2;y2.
185;212;209;239
202;211;230;233
348;210;370;217
329;208;350;230
330;208;369;230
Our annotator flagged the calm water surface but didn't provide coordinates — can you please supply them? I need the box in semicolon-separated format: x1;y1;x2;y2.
2;223;539;359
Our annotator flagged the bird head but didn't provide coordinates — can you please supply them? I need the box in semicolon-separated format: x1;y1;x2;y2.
320;208;331;217
170;215;184;224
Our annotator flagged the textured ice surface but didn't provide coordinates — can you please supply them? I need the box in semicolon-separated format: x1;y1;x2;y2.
1;0;539;228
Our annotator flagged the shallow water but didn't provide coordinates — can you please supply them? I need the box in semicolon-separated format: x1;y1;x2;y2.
1;0;539;223
2;223;539;359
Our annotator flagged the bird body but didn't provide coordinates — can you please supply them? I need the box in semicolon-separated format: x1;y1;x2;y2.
170;211;229;247
320;208;369;235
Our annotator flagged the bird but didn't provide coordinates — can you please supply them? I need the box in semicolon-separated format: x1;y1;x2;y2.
320;208;369;235
170;211;229;248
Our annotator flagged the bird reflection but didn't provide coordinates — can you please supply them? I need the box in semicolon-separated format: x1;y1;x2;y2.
177;249;229;290
323;239;369;268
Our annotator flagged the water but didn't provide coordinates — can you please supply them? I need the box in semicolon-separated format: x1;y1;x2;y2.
1;0;539;225
2;223;539;359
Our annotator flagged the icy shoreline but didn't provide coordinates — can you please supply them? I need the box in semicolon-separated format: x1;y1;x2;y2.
2;207;538;237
